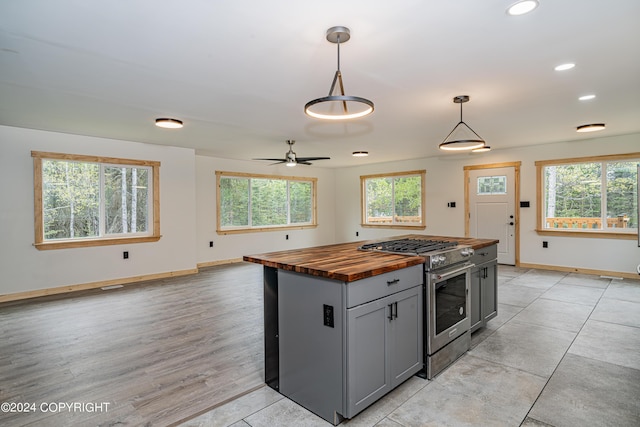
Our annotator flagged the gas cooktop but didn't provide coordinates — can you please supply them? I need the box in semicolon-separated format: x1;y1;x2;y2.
358;238;459;255
359;238;475;269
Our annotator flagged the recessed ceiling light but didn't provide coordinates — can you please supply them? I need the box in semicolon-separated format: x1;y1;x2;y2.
554;63;575;71
352;151;369;157
472;146;491;153
507;0;539;16
578;94;596;101
576;123;606;133
155;118;183;129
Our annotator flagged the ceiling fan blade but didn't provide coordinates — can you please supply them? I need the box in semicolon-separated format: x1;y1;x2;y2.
296;157;331;162
254;158;286;162
297;161;313;165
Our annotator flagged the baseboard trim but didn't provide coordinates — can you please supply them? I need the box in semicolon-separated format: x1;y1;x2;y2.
518;262;639;280
0;268;199;303
197;258;244;269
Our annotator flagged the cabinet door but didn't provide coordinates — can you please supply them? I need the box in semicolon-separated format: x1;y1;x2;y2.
469;266;483;333
346;295;392;418
482;262;498;323
389;286;423;386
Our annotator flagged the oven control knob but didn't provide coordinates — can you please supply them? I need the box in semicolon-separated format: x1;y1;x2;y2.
461;248;474;257
432;254;446;267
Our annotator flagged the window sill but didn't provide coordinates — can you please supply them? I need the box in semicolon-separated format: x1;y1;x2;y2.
535;229;636;240
217;224;317;235
34;235;161;250
361;224;426;230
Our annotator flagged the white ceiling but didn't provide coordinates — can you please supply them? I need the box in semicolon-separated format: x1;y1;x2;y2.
1;1;639;168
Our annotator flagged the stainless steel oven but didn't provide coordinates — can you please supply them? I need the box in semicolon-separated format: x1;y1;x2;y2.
358;238;475;379
426;261;472;379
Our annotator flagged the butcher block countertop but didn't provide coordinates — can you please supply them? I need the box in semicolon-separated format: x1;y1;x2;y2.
243;234;498;282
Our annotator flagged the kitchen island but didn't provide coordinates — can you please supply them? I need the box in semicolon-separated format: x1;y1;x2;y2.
243;234;498;425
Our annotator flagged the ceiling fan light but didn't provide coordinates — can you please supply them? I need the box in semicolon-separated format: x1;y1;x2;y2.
507;0;539;16
305;27;374;120
576;123;606;133
578;94;596;101
155;118;183;129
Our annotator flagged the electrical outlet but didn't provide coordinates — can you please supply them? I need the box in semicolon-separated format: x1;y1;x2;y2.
542;241;548;248
209;241;214;247
323;304;334;328
356;231;359;237
123;251;129;259
286;234;289;240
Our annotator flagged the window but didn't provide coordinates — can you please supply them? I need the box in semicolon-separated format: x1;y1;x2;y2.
216;171;317;233
536;153;638;238
477;175;507;195
361;170;425;228
32;151;161;250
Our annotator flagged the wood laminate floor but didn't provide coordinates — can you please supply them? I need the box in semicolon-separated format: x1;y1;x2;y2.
0;262;265;427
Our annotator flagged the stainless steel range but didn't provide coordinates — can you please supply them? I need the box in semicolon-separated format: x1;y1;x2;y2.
359;238;474;379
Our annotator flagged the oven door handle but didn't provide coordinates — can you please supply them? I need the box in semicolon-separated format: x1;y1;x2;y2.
432;263;474;281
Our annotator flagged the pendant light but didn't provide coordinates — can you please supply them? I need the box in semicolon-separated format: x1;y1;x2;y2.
439;95;486;151
304;26;374;120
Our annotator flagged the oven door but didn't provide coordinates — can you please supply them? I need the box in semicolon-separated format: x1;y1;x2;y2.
427;262;473;354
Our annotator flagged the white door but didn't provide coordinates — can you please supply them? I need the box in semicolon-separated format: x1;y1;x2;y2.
468;167;516;265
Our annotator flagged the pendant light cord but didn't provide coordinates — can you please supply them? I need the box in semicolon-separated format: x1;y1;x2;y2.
336;34;341;72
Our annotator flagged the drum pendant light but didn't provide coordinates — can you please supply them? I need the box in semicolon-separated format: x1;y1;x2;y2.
304;26;374;120
439;95;486;151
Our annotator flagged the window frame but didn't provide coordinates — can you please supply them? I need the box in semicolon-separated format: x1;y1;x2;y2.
535;153;639;240
32;151;161;250
360;169;426;229
215;171;318;234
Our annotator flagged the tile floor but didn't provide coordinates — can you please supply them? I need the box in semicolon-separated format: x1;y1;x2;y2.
179;266;640;427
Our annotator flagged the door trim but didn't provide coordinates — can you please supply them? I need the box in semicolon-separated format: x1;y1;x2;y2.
464;162;521;266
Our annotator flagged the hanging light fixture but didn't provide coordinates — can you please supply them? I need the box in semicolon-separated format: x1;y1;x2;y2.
439;95;486;151
304;26;374;120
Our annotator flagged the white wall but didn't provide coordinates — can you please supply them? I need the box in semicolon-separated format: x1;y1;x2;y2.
195;156;336;264
0;125;197;296
1;124;637;298
334;133;640;276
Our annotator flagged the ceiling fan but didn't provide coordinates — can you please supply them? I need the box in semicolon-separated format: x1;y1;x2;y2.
254;140;330;167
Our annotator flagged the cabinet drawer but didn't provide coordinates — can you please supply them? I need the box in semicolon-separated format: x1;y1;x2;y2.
346;265;423;308
471;244;497;264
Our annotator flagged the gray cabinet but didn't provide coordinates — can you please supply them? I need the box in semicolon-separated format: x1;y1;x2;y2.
470;245;498;333
275;265;423;425
346;285;422;417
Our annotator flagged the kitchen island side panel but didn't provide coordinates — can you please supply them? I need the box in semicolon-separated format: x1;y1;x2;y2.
277;270;345;423
263;266;279;390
